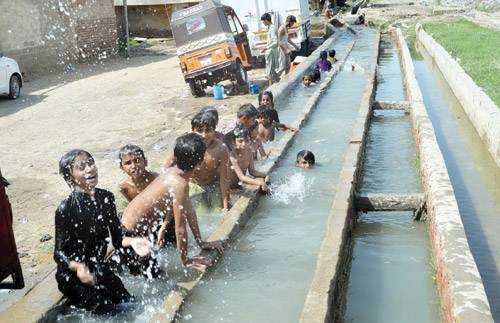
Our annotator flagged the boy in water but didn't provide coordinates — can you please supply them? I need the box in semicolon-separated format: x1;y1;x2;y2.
123;134;224;267
229;125;270;192
54;149;152;315
257;106;297;143
119;144;157;202
200;106;225;142
165;111;231;210
303;74;315;87
315;50;332;73
328;49;337;65
296;150;315;169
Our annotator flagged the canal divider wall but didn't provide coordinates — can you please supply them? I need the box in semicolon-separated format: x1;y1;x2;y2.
299;31;380;323
149;33;357;323
416;23;500;168
396;28;493;322
0;32;352;323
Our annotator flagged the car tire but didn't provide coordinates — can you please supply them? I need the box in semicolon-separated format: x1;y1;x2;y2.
8;75;21;99
188;79;205;97
235;61;248;86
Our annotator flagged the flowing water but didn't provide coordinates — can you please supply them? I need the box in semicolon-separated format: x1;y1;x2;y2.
413;45;500;320
180;28;379;323
54;30;360;322
344;37;440;323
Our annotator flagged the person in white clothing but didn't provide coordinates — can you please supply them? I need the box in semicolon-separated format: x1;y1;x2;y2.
277;15;300;77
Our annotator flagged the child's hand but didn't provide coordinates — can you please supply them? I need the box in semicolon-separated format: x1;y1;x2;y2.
260;181;271;193
131;237;153;257
186;255;213;268
156;227;167;247
75;263;95;286
201;240;225;254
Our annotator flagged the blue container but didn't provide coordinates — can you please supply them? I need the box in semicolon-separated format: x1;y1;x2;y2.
249;83;260;95
213;85;224;100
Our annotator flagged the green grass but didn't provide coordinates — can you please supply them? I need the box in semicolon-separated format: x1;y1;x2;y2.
424;19;500;107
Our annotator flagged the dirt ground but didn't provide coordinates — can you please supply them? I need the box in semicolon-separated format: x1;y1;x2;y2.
1;0;498;312
0;43;268;309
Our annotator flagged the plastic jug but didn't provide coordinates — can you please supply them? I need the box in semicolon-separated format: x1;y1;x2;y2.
249;83;260;95
213;85;224;100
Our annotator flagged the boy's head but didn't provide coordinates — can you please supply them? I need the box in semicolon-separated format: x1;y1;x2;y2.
320;50;328;60
260;13;272;26
237;103;258;128
296;150;315;169
191;111;217;145
119;144;147;180
232;124;251;150
59;149;97;189
286;15;297;28
329;49;336;58
200;106;219;126
303;74;313;87
258;91;274;108
312;69;321;83
174;133;206;172
258;106;274;126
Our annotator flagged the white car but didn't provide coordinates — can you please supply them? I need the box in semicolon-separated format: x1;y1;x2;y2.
0;53;22;99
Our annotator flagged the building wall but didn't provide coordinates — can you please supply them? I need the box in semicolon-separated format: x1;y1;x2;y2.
0;0;118;75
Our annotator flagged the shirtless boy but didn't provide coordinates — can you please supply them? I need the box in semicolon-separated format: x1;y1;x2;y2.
165;111;231;210
122;133;223;267
257;106;297;143
119;144;158;202
229;125;270;192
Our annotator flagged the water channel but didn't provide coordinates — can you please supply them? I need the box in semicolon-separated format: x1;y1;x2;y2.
180;28;378;322
413;45;500;321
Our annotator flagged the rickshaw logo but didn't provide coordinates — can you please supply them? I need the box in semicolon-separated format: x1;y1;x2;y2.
186;18;207;35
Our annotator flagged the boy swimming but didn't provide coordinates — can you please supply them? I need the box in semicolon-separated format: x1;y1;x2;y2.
328;49;337;64
296;150;316;168
123;134;224;267
119;144;158;202
315;50;332;73
229;125;270;192
165;111;231;210
303;74;315;87
54;149;152;315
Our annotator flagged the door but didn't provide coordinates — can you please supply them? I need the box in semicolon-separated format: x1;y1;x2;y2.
0;57;8;94
227;13;252;67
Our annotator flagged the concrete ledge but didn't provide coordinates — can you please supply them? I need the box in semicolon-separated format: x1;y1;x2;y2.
372;100;411;111
0;33;354;323
147;36;357;323
354;192;424;211
416;23;500;168
299;31;380;323
395;28;493;322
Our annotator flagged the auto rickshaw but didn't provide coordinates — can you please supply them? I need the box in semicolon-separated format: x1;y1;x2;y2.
171;0;252;97
0;169;24;289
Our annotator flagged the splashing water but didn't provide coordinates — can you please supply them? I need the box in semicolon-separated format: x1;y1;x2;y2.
269;172;313;204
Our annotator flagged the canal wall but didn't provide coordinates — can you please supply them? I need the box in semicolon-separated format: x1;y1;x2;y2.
299;32;380;323
416;23;500;168
0;32;352;323
396;28;493;322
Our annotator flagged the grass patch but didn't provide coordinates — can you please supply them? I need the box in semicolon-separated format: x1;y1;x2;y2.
424;19;500;107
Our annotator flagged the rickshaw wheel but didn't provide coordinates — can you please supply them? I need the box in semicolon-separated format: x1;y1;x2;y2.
188;79;205;97
235;61;248;86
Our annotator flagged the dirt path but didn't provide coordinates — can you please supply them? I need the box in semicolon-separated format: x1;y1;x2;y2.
0;50;266;309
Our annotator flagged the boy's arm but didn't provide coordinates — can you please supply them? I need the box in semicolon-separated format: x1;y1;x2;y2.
230;155;265;187
257;139;267;159
172;181;190;265
274;121;297;132
248;155;267;179
217;148;231;210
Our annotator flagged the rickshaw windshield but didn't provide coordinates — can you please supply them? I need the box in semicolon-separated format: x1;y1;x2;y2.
171;7;232;47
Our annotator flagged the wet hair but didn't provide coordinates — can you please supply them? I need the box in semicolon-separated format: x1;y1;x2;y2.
329;49;336;58
237;103;258;119
260;13;272;22
303;74;312;81
233;124;251;140
320;50;328;60
258;106;274;120
174;133;206;172
200;106;219;125
258;90;274;109
296;150;315;164
286;15;297;24
191;111;217;131
59;149;93;186
118;144;146;166
311;69;321;83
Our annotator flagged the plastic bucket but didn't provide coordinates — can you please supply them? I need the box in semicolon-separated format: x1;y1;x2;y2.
249;83;260;95
213;85;224;100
